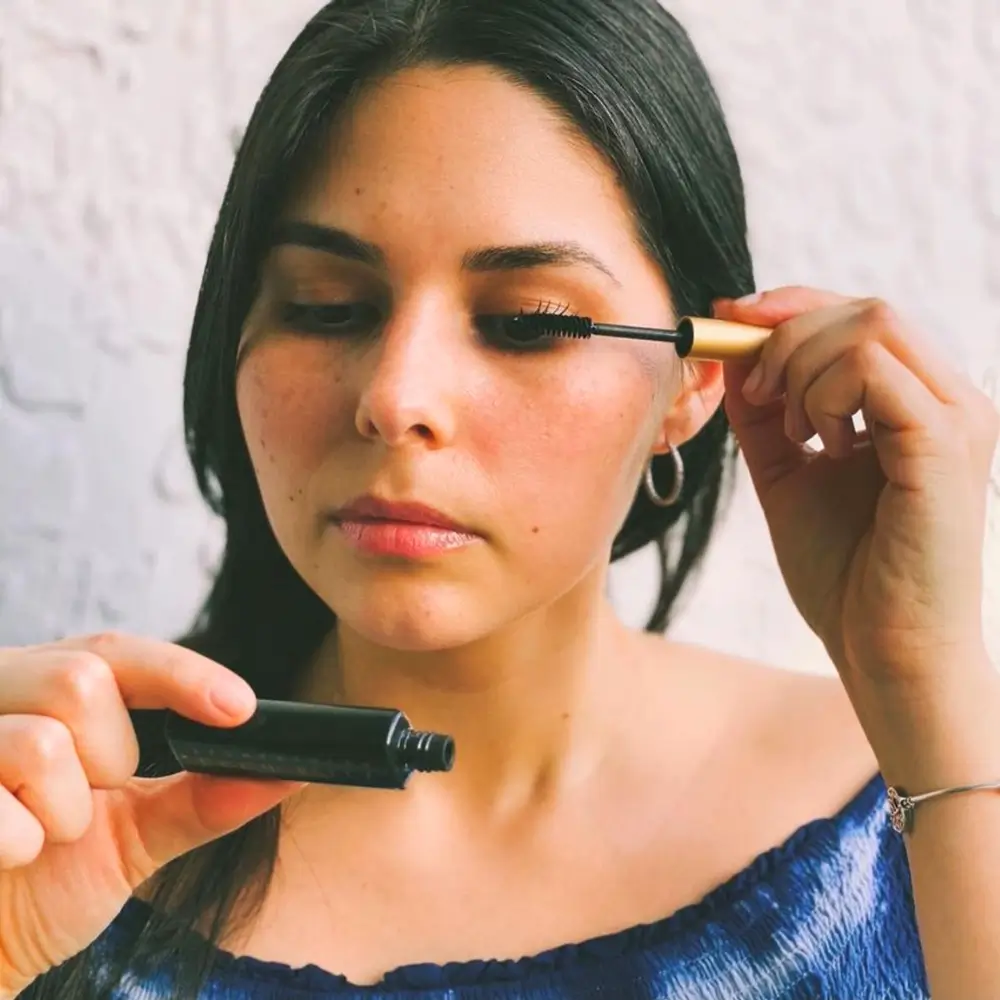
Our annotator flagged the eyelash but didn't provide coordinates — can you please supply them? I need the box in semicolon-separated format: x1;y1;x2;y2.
277;299;576;353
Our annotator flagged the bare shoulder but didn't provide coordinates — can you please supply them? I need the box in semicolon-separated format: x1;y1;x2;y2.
644;636;880;823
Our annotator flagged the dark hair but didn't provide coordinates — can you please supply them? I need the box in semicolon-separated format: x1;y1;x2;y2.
27;1;752;996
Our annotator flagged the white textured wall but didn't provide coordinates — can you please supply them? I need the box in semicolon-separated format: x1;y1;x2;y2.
1;1;997;674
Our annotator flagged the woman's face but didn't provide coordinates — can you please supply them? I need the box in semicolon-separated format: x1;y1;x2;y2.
236;64;717;651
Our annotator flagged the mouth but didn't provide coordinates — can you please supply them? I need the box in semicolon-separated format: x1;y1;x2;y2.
329;495;482;558
330;495;474;532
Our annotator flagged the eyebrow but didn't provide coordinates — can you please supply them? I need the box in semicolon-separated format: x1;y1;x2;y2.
270;220;621;286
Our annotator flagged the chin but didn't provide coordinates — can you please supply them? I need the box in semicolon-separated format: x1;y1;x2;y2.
326;582;502;652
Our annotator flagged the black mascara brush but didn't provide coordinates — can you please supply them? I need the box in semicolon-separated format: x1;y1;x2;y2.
496;313;772;361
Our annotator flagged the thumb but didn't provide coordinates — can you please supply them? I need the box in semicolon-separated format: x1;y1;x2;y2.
125;772;305;876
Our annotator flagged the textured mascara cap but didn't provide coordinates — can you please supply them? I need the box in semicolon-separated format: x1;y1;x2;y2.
397;729;455;772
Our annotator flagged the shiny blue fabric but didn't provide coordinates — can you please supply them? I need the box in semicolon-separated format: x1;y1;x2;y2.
94;772;929;998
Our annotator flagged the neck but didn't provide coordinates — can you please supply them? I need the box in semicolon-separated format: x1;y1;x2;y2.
296;573;637;813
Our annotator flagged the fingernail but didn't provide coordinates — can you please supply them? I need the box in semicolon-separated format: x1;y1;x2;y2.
211;681;257;718
735;291;763;306
743;364;765;397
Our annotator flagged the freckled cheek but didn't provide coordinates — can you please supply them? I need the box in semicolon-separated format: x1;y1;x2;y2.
236;350;354;487
467;369;652;533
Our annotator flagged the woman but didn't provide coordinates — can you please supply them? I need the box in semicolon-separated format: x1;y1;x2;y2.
1;0;998;997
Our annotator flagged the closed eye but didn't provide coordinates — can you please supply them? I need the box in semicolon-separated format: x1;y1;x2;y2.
279;301;383;336
277;299;577;354
476;301;577;353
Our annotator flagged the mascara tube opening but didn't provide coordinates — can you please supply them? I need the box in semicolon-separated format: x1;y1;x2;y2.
395;729;455;772
674;317;696;358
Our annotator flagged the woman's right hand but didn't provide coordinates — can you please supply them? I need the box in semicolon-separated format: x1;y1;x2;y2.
0;632;303;998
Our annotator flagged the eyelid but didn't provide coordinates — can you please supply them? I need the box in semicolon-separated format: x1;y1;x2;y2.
522;299;576;316
274;279;372;300
264;255;383;295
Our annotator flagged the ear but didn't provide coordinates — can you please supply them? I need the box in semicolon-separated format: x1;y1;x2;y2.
650;359;726;454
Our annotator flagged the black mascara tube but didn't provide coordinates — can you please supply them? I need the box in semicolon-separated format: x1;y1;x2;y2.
163;700;455;789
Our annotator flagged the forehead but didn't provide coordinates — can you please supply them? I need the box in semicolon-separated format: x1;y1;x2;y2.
287;64;645;262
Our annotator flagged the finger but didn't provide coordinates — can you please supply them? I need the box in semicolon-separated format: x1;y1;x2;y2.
0;714;93;843
714;286;855;328
726;294;966;406
0;636;257;790
0;648;141;789
124;773;305;881
743;301;865;404
796;398;858;460
800;341;951;484
715;288;857;450
722;363;818;494
45;632;256;719
0;783;44;869
780;312;884;446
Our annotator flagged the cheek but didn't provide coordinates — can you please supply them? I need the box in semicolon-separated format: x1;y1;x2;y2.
236;341;351;495
470;347;667;533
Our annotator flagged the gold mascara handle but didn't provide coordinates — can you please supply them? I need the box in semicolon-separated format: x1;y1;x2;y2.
675;317;772;361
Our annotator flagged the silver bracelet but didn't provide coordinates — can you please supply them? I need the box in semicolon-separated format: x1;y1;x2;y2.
887;780;1000;834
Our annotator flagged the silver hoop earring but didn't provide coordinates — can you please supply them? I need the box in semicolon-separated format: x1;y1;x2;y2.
644;448;684;507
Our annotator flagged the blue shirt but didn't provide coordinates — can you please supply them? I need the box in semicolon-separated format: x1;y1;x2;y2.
94;772;929;998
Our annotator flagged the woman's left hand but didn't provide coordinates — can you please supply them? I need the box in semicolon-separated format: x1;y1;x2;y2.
714;287;999;694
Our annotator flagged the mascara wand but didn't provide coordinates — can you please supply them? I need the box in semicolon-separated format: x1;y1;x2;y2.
499;313;772;361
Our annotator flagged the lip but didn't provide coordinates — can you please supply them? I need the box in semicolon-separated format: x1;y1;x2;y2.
329;495;481;559
330;495;475;533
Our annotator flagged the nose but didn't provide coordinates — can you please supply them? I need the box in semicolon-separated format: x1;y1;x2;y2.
354;298;463;449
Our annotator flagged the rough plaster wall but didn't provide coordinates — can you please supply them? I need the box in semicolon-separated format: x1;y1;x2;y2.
0;0;997;673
